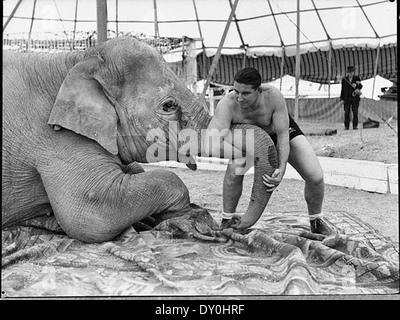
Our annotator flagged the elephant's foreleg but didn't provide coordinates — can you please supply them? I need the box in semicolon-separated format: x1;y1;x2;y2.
38;150;190;243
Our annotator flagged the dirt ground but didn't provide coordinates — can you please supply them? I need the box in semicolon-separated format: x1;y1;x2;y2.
300;121;398;164
144;165;398;243
144;120;399;243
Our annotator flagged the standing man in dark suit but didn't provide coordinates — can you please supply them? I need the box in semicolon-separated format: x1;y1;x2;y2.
340;66;363;130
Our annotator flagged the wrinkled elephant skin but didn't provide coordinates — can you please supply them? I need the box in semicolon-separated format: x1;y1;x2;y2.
3;36;277;243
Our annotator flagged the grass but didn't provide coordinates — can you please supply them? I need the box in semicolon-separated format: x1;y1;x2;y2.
299;121;398;164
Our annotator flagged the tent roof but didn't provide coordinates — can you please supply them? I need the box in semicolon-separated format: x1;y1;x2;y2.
3;0;397;57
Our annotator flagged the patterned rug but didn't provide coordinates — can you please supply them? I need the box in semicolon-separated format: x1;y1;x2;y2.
1;209;398;297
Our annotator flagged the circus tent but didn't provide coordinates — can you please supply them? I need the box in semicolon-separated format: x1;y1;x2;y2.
3;0;397;103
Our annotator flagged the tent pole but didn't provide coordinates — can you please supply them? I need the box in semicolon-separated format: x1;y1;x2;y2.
96;0;108;44
371;43;381;99
280;48;285;91
72;0;79;50
116;0;119;35
28;0;37;52
192;0;207;95
153;0;159;37
199;0;239;111
328;41;332;98
294;0;300;121
3;0;23;32
242;47;247;69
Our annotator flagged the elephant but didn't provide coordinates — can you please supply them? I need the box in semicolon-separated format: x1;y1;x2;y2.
2;36;277;243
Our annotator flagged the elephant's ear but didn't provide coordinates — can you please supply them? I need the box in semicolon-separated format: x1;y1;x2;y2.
48;56;118;155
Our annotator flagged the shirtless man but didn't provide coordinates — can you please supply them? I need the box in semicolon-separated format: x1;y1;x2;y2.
204;67;333;235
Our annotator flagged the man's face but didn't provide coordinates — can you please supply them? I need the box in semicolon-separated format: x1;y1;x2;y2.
232;81;260;109
347;71;354;77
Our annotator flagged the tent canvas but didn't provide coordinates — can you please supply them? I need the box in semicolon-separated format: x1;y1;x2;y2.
2;0;398;298
3;0;397;55
3;0;397;102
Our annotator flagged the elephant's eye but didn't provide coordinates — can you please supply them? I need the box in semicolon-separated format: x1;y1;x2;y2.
162;101;179;113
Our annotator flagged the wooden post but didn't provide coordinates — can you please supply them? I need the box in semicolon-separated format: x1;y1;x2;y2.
153;0;159;37
242;52;247;69
328;41;332;98
191;0;206;96
72;0;79;50
96;0;108;44
116;0;119;35
280;48;285;91
184;37;198;94
209;88;215;116
199;0;239;111
28;0;38;52
294;0;300;121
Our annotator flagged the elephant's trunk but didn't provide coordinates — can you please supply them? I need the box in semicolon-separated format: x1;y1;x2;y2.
228;124;278;229
193;104;211;157
195;100;212;124
182;98;278;229
179;98;211;168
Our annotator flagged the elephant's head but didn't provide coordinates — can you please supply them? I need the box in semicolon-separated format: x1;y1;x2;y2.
48;36;210;166
48;36;278;230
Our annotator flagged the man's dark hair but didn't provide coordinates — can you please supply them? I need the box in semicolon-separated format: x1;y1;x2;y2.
234;67;261;89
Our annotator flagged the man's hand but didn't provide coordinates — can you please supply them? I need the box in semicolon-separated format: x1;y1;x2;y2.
262;168;284;192
220;215;242;229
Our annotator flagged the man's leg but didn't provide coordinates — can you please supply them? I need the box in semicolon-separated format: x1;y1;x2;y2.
288;135;324;215
288;135;334;235
344;103;351;129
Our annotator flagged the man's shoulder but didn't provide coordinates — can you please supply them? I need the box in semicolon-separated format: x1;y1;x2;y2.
261;83;278;92
260;84;282;96
260;84;285;105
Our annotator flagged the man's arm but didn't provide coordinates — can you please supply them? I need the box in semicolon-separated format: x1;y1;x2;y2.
202;98;246;159
340;78;345;102
262;89;290;191
355;76;363;89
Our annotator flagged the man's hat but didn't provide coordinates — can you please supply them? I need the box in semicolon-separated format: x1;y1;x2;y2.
347;66;355;72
